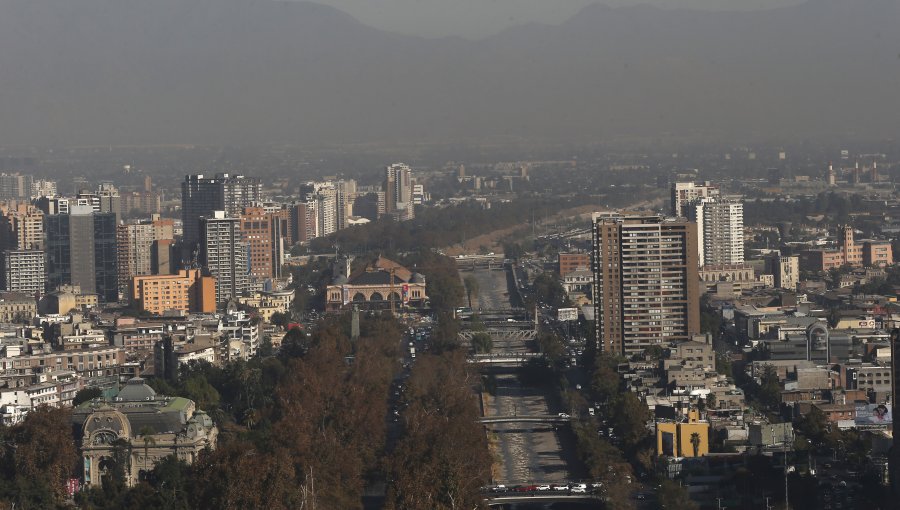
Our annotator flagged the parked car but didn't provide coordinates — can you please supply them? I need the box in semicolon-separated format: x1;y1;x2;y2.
536;484;551;491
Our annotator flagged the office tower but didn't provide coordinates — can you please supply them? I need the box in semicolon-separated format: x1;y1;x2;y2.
200;211;248;305
151;239;176;275
116;216;174;294
45;206;118;302
240;207;276;281
351;192;384;222
765;254;799;291
300;182;337;236
1;250;46;295
0;173;34;201
290;201;319;244
591;213;700;356
384;163;414;221
181;174;262;254
33;196;70;215
96;183;122;220
671;181;720;217
686;198;744;266
31;179;57;198
334;179;357;230
0;204;44;252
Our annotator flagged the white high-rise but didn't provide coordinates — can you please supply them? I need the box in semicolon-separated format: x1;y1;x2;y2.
671;181;720;217
384;163;414;221
686;198;744;267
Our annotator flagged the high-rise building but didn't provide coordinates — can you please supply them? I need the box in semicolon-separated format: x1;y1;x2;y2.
334;179;357;231
591;213;700;356
240;207;275;282
31;179;57;198
671;181;720;217
1;250;46;295
686;198;744;266
0;173;34;201
200;211;248;305
181;174;262;255
300;182;337;237
290;201;318;245
117;216;176;294
384;163;414;221
764;254;799;291
0;204;44;252
45;206;119;302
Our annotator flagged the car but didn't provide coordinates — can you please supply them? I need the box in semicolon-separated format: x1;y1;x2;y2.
571;483;587;490
570;486;586;494
552;484;569;491
558;413;570;418
491;485;507;492
536;484;551;491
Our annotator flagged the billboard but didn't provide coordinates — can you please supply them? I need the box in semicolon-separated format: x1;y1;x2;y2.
557;308;579;321
855;403;892;425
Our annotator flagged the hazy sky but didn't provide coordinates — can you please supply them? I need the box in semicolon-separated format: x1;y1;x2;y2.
308;0;807;39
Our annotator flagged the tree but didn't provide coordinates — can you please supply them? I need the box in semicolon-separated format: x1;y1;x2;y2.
269;311;291;329
73;387;103;406
690;432;701;457
657;480;698;510
138;426;157;480
610;392;650;449
470;332;492;354
463;275;479;308
706;393;717;411
10;406;78;503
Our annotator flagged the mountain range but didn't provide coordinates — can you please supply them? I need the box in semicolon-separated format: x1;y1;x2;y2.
0;0;897;146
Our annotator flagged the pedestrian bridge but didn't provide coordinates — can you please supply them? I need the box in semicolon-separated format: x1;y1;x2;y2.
467;352;542;365
484;494;601;506
478;414;571;425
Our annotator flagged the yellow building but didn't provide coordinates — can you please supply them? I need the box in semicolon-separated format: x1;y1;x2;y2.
131;269;216;315
656;411;710;458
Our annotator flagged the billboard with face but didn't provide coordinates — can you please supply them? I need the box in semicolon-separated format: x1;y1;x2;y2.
855;403;892;425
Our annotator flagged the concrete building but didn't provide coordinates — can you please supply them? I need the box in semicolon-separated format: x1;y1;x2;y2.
200;212;248;305
558;252;591;277
685;198;744;266
290;201;319;244
325;256;427;312
1;250;45;295
130;269;216;315
384;163;414;221
0;173;34;200
181;174;261;257
45;206;118;302
671;181;720;217
300;182;338;237
591;213;701;356
117;216;175;294
73;378;217;488
764;254;800;291
31;179;57;198
800;226;892;272
0;292;36;322
240;207;281;282
0;203;44;252
656;411;710;458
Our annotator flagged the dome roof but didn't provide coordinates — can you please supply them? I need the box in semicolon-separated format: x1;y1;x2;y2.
116;377;157;402
332;274;349;285
409;272;425;284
